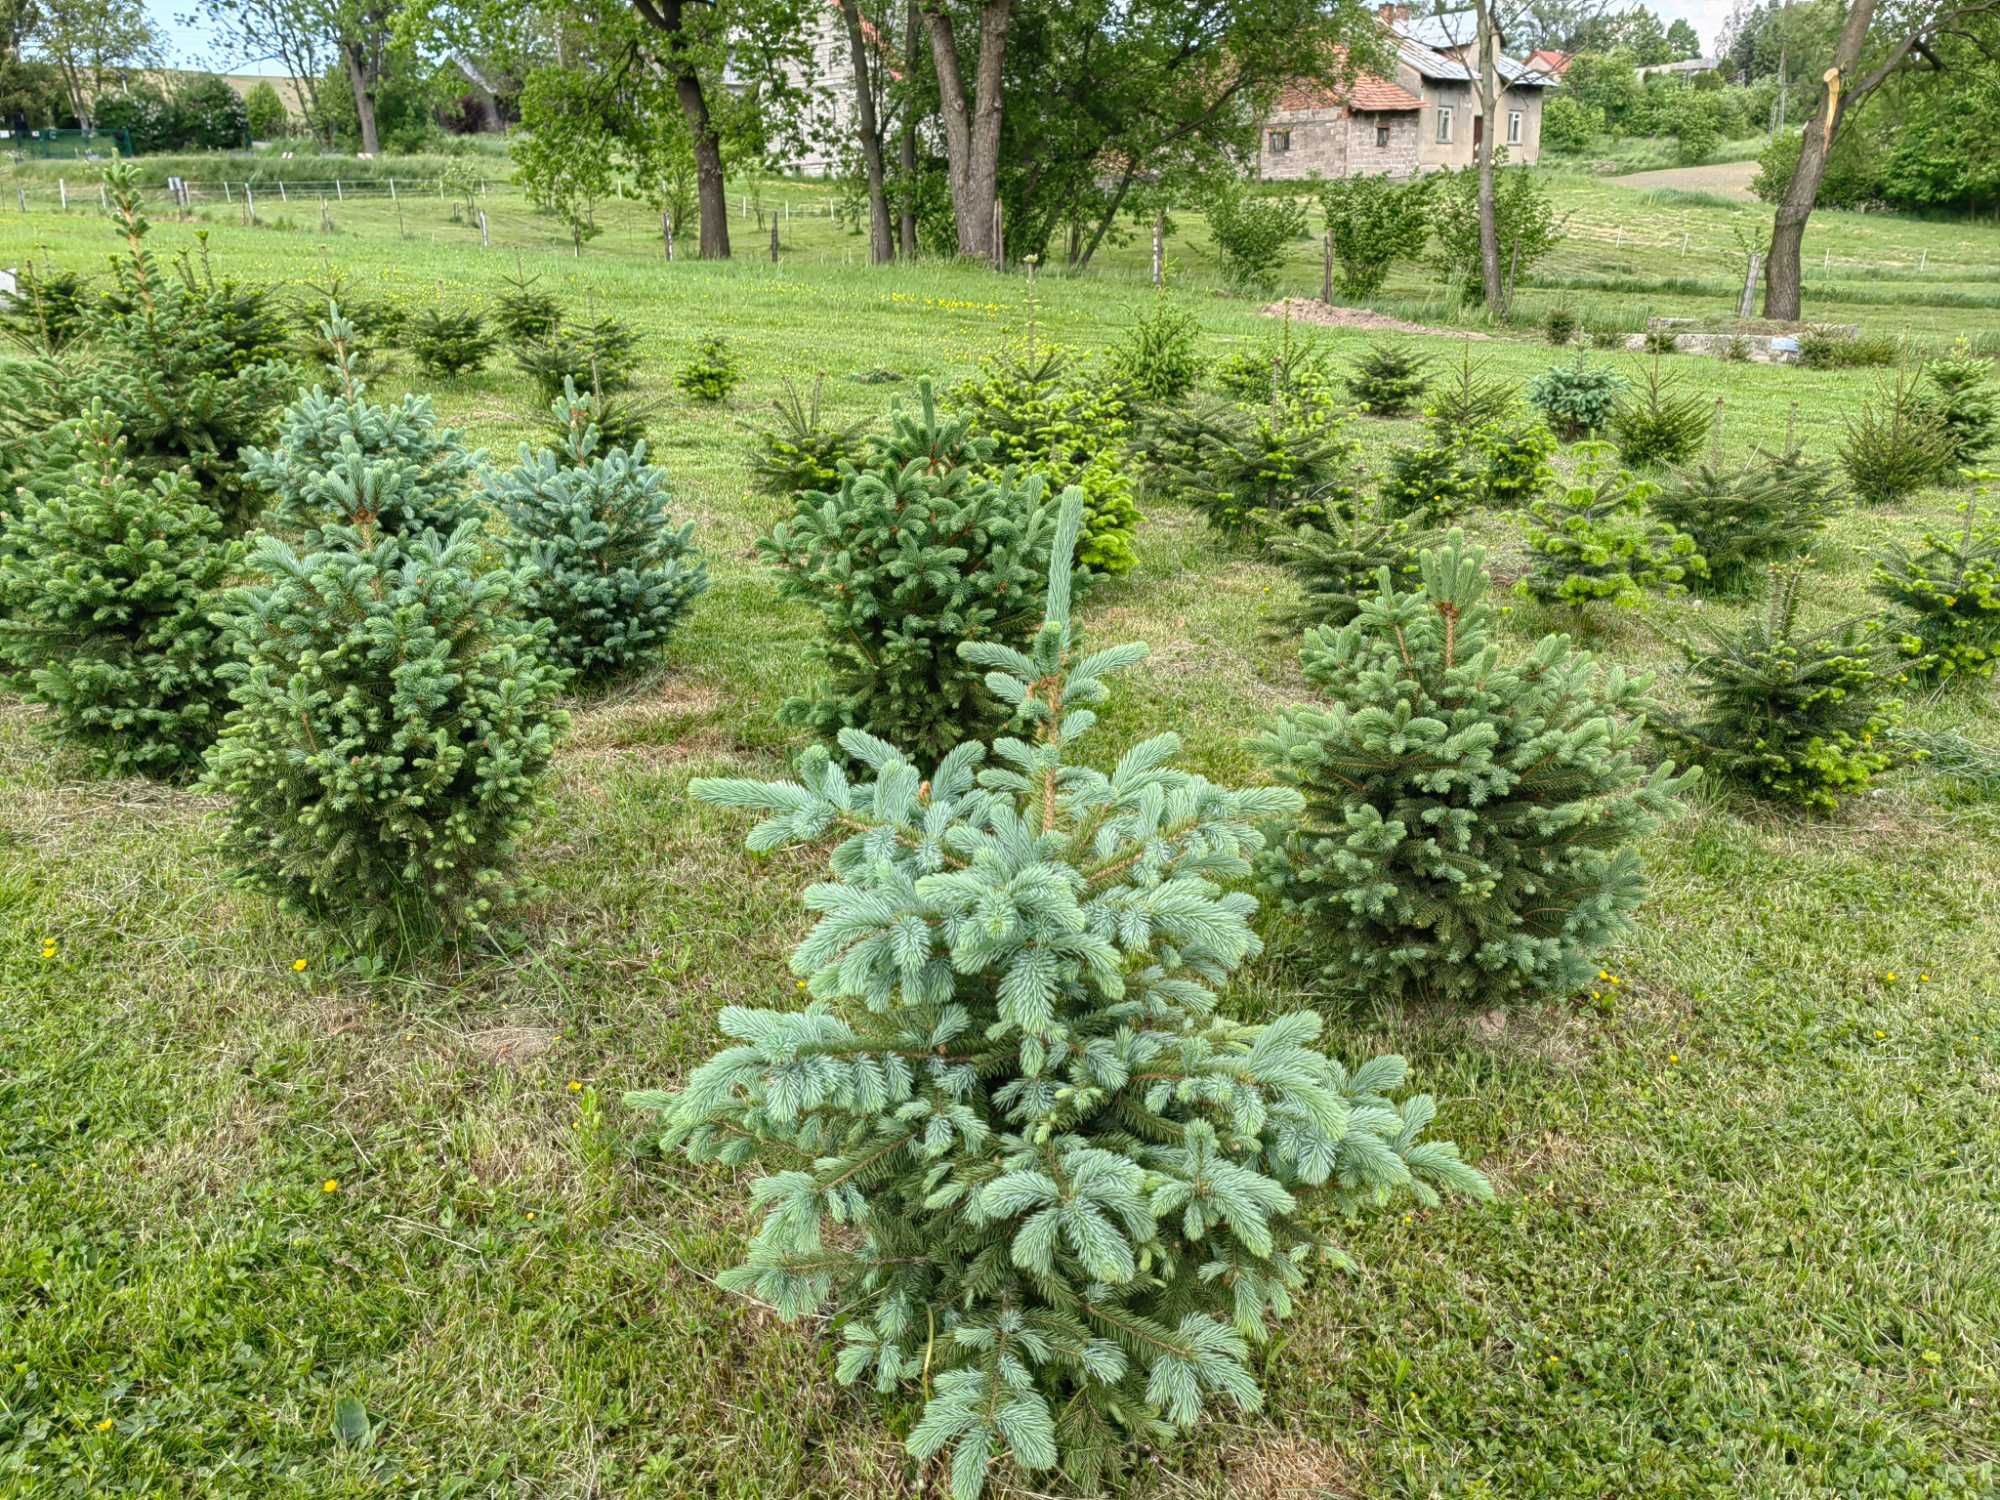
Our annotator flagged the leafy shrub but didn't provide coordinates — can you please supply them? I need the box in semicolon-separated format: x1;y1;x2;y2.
1207;182;1310;292
1105;296;1204;406
677;335;742;403
1267;510;1436;633
515;315;640;401
748;374;873;498
1914;342;1997;467
1380;441;1483;525
1654;563;1898;811
493;263;563;344
489;382;709;679
1519;446;1703;607
1798;330;1899;370
1426;161;1560;293
1544;306;1579;347
1541;93;1599;153
1345;342;1430;418
1871;483;2000;680
1526;356;1627;442
243;80;289;140
1652;427;1834;595
1319;174;1431;300
243;311;483;542
206;508;569;954
764;384;1061;761
1473;421;1557;509
405;305;497;379
1840;371;1953;504
0;406;240;778
1610;358;1710;469
650;495;1489;1500
1425;346;1519;441
950;343;1142;575
1159;397;1361;535
1258;530;1691;1011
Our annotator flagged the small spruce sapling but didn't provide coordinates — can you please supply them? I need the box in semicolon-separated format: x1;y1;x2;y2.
1525;355;1626;442
1425;344;1519;443
488;380;709;678
1380;440;1483;525
641;494;1490;1500
404;304;498;379
1258;530;1692;1009
1344;342;1431;418
1105;294;1204;407
1266;507;1437;634
1519;445;1704;608
1610;357;1710;469
1914;341;1998;468
1871;477;2000;681
515;315;641;402
677;335;742;403
1652;404;1833;595
748;374;873;498
493;259;564;344
0;406;241;778
1841;370;1953;505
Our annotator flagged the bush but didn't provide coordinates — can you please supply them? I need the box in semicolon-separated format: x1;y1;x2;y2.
1380;441;1483;525
494;264;564;344
1915;342;1997;467
0;407;240;778
1520;446;1703;607
206;518;569;956
243;81;289;140
1473;420;1557;508
1426;161;1560;294
489;382;709;679
677;335;741;403
1268;510;1437;633
243;311;484;542
950;343;1142;575
651;496;1490;1499
1589;323;1625;350
1258;530;1692;1011
748;374;873;498
1872;484;2000;681
1207;182;1310;292
1319;174;1431;300
166;74;248;151
764;384;1061;761
1611;358;1710;469
1541;93;1599;153
1840;371;1954;504
1797;330;1899;370
1105;295;1204;406
405;305;497;379
1642;328;1678;356
1160;397;1361;535
515;315;641;401
1526;356;1627;441
1544;306;1579;347
1655;563;1898;811
1345;342;1430;418
1425;345;1519;440
1652;427;1834;595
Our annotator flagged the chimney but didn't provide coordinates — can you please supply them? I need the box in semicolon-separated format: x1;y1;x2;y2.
1377;3;1411;24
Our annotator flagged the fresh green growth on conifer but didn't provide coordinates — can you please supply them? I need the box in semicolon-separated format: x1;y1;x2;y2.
1104;295;1204;406
70;164;296;529
1;258;96;353
677;335;741;403
764;383;1060;762
1841;370;1953;505
1157;396;1361;536
1520;446;1703;607
646;495;1490;1500
405;305;498;378
290;270;405;374
1871;479;2000;681
244;310;483;542
489;381;709;678
1914;341;1998;468
1525;355;1625;441
1380;440;1483;525
0;356;69;513
0;406;240;778
1213;318;1336;408
950;341;1142;574
1345;342;1431;418
1610;357;1710;469
1652;406;1834;595
1266;509;1437;633
1258;530;1691;1009
1654;562;1898;811
205;498;569;956
1473;420;1558;508
748;374;873;498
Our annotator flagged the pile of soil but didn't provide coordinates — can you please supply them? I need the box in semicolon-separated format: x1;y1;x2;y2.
1262;298;1491;340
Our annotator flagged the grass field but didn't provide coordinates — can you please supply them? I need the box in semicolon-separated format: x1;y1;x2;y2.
1;168;1998;1499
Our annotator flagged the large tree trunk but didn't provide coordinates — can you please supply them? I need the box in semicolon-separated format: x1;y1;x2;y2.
898;0;919;257
1473;3;1504;314
834;0;894;262
1763;0;1876;320
452;56;505;133
920;0;1009;260
634;0;731;259
342;41;380;155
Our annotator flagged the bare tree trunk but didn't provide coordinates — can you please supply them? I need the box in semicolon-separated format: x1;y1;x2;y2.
920;0;1009;260
1474;2;1504;314
898;0;919;257
834;0;894;262
1763;0;1875;320
634;0;731;259
342;42;380;155
452;56;505;133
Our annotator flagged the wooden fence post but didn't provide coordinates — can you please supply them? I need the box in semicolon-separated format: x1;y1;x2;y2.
15;187;25;212
1322;230;1333;303
991;200;1004;273
1738;250;1761;319
58;178;66;210
770;215;779;262
320;195;332;232
1151;213;1163;287
663;210;674;261
335;179;343;202
478;209;490;248
243;184;255;225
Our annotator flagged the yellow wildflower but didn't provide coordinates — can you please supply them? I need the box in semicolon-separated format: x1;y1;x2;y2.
1873;1029;1886;1039
1667;1052;1680;1065
567;1080;584;1092
322;1178;339;1194
95;1418;113;1432
292;958;309;973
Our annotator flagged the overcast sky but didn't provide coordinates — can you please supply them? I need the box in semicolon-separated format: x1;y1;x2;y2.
145;0;1751;75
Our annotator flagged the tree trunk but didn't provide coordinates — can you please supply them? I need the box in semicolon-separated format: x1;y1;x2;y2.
1473;2;1504;314
634;0;731;259
1762;0;1876;320
834;0;894;262
921;0;1009;260
452;56;505;133
342;42;380;156
898;0;919;257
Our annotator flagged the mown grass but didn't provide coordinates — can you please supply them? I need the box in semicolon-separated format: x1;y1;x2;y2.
0;185;1997;1499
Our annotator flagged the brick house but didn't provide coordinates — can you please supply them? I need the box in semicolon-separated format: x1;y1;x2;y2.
1258;16;1556;181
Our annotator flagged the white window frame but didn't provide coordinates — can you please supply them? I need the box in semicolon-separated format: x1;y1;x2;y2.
1507;109;1524;144
1435;106;1453;144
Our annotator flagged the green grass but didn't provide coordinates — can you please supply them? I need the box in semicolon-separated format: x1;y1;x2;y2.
1;181;1998;1499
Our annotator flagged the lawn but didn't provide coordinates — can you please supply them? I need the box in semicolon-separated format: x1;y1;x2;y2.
0;171;1997;1499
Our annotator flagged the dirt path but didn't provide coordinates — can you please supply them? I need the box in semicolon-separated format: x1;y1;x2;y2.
1606;158;1761;201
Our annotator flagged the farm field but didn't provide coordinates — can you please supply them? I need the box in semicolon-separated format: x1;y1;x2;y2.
1;170;1998;1499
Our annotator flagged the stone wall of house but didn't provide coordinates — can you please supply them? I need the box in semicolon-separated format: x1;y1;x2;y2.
1259;108;1349;181
1347;110;1421;176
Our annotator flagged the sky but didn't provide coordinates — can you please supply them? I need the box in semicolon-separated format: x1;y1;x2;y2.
143;0;1752;76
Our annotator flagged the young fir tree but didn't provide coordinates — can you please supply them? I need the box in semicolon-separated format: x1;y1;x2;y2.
243;309;484;542
1266;509;1438;634
747;374;874;498
764;383;1060;762
1257;531;1692;1010
1652;405;1834;595
70;164;297;530
0;405;241;778
1159;395;1362;536
488;381;709;678
206;476;569;955
0;356;69;519
641;495;1490;1500
1915;340;1998;468
1519;445;1704;608
1870;480;2000;682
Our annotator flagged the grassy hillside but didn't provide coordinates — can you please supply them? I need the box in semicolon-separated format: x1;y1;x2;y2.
0;180;1996;1499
